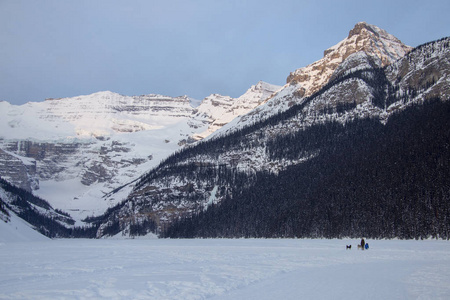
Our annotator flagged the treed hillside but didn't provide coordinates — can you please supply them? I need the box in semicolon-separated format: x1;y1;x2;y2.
0;178;96;238
2;37;448;240
165;98;450;239
93;37;449;239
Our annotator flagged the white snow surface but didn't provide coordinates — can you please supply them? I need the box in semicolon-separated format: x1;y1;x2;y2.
0;238;449;299
0;211;49;243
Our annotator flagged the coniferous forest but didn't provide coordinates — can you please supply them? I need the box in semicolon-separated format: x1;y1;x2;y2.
165;98;450;239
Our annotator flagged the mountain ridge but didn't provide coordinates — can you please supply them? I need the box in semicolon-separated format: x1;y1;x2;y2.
1;23;448;239
211;22;413;139
287;22;412;96
90;34;449;237
0;80;280;221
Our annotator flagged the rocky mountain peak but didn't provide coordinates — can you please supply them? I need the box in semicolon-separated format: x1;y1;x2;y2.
192;81;280;140
348;22;380;38
286;22;412;97
252;81;280;94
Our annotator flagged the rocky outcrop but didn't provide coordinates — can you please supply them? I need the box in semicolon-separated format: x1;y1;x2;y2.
2;140;85;181
385;37;450;100
0;148;38;192
192;81;281;140
286;22;412;97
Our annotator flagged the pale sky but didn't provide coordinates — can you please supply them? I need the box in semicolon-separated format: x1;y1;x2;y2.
1;0;449;105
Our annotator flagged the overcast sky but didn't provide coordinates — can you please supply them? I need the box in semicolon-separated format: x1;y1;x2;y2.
1;0;449;105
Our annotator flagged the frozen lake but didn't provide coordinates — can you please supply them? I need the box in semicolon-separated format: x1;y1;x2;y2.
1;238;450;299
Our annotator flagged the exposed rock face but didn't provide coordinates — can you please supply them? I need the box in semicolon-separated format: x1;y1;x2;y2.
0;148;38;192
2;140;86;182
385;38;450;99
4;140;81;161
286;22;412;97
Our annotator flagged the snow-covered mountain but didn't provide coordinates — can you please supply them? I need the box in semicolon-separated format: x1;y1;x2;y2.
0;83;279;222
1;22;448;239
91;33;449;237
217;22;413;136
193;81;281;139
287;21;412;97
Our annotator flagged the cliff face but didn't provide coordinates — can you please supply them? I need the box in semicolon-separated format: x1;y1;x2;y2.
286;22;412;97
0;148;38;192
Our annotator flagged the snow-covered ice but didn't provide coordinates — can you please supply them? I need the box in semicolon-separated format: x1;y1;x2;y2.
1;238;449;299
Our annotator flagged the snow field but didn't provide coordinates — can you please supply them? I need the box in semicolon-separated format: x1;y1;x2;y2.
1;239;450;299
0;211;49;243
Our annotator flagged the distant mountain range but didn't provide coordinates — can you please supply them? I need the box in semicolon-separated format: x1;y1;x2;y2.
1;22;449;239
0;80;280;222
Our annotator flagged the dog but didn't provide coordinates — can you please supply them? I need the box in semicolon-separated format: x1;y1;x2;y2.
346;245;351;249
357;244;363;250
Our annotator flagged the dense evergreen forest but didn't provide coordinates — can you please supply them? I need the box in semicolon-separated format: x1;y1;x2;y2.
165;99;450;239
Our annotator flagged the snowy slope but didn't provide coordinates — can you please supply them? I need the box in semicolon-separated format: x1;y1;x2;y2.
0;209;49;243
0;91;196;140
0;92;200;221
193;81;281;139
0;84;279;223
